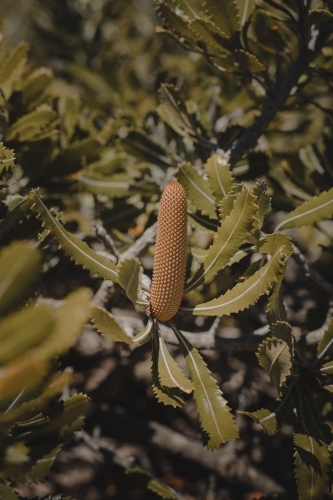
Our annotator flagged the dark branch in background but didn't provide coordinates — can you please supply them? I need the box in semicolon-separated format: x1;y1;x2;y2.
229;49;315;166
292;244;333;295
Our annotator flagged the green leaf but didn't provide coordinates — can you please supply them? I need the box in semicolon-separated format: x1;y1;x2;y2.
156;2;196;45
21;67;53;103
132;318;154;345
157;84;199;140
171;325;238;449
0;305;54;366
204;153;234;203
294;432;330;500
0;482;19;499
218;184;242;221
185;186;258;291
26;444;63;482
125;467;177;499
269;321;294;355
317;317;333;361
0;143;15;180
120;129;171;168
237;0;255;26
79;173;131;198
155;326;194;393
267;281;288;325
233;49;265;73
29;190;118;282
204;0;240;35
0;241;41;316
176;162;217;218
275;187;333;230
241;408;278;435
257;337;292;389
36;288;91;359
0;354;49;400
90;306;133;343
6;105;58;141
182;234;291;316
251;181;271;236
319;361;333;375
152;329;184;408
188;20;232;54
0;42;29;100
117;258;143;306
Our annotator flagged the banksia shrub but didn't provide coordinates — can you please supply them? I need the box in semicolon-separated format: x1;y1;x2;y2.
149;180;188;321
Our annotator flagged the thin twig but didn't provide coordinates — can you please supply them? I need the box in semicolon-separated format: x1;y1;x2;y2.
292;243;333;295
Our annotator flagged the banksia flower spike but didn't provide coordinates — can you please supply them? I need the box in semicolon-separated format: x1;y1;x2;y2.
149;180;188;321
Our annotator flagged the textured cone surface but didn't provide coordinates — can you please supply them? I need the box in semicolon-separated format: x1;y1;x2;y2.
150;181;188;321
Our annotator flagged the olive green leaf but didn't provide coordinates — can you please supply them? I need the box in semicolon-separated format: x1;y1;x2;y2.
182;234;290;316
90;306;133;343
204;0;240;35
155;2;196;44
237;0;255;26
218;184;242;221
257;337;292;389
0;197;32;239
204;153;234;203
275;186;333;230
125;467;177;499
171;324;238;449
187;211;219;232
25;444;63;482
152;329;184;408
120;129;171;168
185;186;258;291
157;84;200;140
79;173;131;198
0;355;49;400
0;241;41;316
241;408;278;435
233;49;265;73
6;104;58;141
251;182;271;236
117;258;143;306
132;319;154;345
21;67;53;104
0;42;29;100
0;305;55;366
36;288;91;359
294;432;330;500
155;326;194;394
188;20;232;54
176;162;217;218
269;321;294;355
267;281;287;325
0;482;19;499
0;143;15;180
319;361;333;375
316;316;333;361
29;190;118;282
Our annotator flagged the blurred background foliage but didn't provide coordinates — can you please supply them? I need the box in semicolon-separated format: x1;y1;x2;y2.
0;0;333;499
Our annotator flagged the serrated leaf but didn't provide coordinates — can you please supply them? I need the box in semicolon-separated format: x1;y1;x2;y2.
204;0;240;35
171;324;238;449
257;337;292;389
176;162;217;218
218;184;242;221
90;306;133;343
317;316;333;361
29;191;118;282
267;281;287;324
132;318;154;345
188;19;232;54
6;105;58;141
0;482;19;499
0;42;28;100
125;467;177;499
21;67;53;103
117;258;142;306
233;49;265;73
182;235;290;316
26;444;63;482
0;241;41;316
237;0;255;26
155;326;194;393
251;182;271;236
152;329;184;408
204;153;234;203
276;187;333;230
185;186;258;291
294;432;330;500
156;2;196;44
241;408;278;435
79;173;131;198
0;143;15;180
269;321;294;355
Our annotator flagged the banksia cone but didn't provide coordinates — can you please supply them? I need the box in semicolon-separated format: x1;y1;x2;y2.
149;180;188;321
